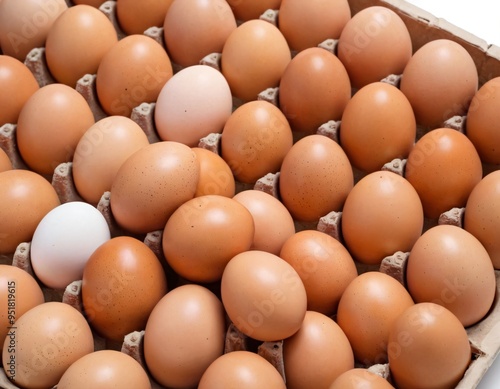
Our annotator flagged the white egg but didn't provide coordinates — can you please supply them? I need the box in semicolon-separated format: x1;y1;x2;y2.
30;202;111;290
154;64;233;147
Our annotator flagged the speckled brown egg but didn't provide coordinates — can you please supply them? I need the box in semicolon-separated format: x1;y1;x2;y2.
220;100;293;184
2;302;94;389
0;169;60;255
279;134;354;222
82;236;168;342
96;34;173;117
110;141;200;235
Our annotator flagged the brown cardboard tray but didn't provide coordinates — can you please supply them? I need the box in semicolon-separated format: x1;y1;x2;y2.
2;0;500;388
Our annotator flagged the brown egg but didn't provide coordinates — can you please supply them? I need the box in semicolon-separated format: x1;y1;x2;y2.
0;169;60;255
116;0;174;35
405;128;482;219
406;225;496;327
341;171;424;265
221;19;291;102
0;265;44;351
221;250;307;341
400;39;478;129
0;55;39;125
144;284;226;389
199;351;286;389
162;195;255;283
72;116;150;205
278;47;351;133
110;141;200;235
220;100;293;184
340;82;416;173
337;6;412;89
16;83;95;175
0;148;12;172
284;311;354;389
279;134;354;222
0;0;67;61
96;34;173;117
278;0;351;52
233;189;295;255
336;271;414;365
464;170;500;269
388;303;471;389
2;302;94;389
226;0;282;21
192;147;235;197
163;0;237;67
45;4;118;87
279;230;357;315
466;77;500;164
329;368;395;389
82;236;168;342
57;350;151;389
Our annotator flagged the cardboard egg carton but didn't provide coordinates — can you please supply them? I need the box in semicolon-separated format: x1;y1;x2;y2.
2;0;500;388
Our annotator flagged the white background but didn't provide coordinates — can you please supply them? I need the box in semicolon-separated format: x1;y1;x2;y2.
404;1;499;388
405;0;500;46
